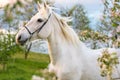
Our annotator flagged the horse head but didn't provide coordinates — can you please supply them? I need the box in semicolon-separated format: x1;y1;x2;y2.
16;2;52;45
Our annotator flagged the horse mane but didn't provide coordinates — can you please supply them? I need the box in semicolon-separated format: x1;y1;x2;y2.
52;11;80;46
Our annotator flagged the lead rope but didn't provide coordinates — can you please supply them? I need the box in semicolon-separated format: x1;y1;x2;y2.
25;42;32;59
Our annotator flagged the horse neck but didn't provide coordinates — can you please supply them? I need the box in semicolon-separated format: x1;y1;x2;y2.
48;32;89;65
48;33;66;65
47;13;90;65
47;14;67;65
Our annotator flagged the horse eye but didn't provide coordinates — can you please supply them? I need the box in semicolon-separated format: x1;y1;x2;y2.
37;18;43;22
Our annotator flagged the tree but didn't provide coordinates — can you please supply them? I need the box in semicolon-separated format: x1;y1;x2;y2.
97;1;120;79
60;4;90;31
60;6;77;26
0;32;22;70
72;4;90;31
97;0;120;34
0;0;42;70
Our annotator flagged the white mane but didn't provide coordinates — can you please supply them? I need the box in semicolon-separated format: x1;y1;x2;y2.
51;11;80;46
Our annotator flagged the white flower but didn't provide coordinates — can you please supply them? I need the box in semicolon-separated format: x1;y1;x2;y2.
32;75;45;80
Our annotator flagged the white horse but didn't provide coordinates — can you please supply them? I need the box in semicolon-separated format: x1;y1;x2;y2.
16;2;120;80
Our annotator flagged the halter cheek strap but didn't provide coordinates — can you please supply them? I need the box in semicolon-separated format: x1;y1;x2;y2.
24;14;51;39
24;26;33;35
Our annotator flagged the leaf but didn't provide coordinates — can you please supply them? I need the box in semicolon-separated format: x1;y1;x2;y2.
112;22;119;27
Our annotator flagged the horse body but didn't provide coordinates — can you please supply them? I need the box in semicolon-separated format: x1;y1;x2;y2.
47;29;120;80
46;12;114;80
48;35;106;80
46;15;82;80
48;35;83;80
15;3;120;80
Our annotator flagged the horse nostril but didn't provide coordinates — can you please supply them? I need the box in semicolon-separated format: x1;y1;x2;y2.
18;35;21;41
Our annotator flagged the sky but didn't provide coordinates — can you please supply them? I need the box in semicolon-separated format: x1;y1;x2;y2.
0;0;104;29
0;0;104;17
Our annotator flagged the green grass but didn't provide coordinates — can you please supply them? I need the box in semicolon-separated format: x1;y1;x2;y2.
0;52;49;80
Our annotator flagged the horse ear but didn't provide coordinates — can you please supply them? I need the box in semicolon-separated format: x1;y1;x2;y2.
37;1;41;11
43;1;47;9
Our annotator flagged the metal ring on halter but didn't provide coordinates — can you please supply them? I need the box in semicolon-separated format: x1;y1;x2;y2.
24;14;51;40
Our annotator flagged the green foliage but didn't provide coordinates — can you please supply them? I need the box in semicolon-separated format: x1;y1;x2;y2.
0;32;23;70
79;30;111;49
98;0;120;34
34;0;42;3
0;0;43;70
79;29;120;48
1;0;39;30
98;49;119;80
61;5;77;17
61;4;90;30
3;0;23;23
72;4;90;30
79;30;108;41
110;0;120;28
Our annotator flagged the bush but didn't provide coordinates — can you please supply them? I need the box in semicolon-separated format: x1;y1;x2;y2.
0;32;23;70
98;49;119;80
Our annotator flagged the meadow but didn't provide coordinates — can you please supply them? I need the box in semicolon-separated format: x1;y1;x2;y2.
0;52;49;80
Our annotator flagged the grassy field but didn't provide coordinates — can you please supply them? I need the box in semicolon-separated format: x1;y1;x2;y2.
0;52;50;80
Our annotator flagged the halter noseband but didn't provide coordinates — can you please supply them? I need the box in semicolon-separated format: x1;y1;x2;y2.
24;14;51;39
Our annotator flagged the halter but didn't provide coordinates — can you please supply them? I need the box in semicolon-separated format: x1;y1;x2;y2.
24;14;51;39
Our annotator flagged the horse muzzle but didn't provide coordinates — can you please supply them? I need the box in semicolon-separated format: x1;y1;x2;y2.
16;34;28;46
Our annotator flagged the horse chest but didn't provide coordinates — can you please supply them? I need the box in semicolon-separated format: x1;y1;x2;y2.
53;62;83;80
51;54;83;78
